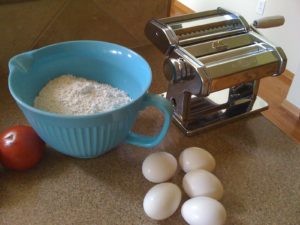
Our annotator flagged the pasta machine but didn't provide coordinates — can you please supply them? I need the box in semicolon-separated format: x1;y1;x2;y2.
145;7;287;135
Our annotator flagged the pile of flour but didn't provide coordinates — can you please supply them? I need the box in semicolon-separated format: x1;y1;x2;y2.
34;75;132;115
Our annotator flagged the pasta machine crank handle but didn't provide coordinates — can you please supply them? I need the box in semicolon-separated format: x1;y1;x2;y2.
253;15;285;29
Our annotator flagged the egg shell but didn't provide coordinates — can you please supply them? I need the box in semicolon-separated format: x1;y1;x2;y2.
182;169;224;200
143;183;182;220
181;196;227;225
179;147;216;173
142;152;177;183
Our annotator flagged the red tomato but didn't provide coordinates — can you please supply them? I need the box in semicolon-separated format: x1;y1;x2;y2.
0;125;45;171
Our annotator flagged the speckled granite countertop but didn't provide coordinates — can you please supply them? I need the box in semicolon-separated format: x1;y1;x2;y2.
1;1;300;225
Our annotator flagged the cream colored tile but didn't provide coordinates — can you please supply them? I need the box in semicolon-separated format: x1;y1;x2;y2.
0;0;67;66
33;0;140;49
132;44;168;94
93;0;171;45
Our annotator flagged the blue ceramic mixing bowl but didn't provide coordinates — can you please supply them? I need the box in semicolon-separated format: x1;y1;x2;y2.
8;41;172;158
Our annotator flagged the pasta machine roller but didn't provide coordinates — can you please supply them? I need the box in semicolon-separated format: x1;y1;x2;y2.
145;7;287;135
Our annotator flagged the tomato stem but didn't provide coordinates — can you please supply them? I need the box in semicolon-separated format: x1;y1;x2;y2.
4;133;15;142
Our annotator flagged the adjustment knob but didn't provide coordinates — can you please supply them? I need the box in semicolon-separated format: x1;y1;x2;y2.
163;58;186;82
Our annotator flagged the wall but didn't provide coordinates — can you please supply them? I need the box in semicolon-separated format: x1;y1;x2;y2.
287;66;300;108
179;0;300;108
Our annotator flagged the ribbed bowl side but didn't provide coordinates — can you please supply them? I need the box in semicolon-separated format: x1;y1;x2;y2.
25;111;133;158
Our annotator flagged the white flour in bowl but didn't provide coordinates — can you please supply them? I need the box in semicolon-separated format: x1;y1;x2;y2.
34;74;132;115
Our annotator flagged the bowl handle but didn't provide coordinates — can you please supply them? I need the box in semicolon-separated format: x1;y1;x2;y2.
125;93;173;148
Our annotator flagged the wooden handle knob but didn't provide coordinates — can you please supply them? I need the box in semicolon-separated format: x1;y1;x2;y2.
253;16;285;28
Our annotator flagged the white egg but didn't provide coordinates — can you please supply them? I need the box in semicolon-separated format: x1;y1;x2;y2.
142;152;177;183
181;196;227;225
179;147;216;173
182;169;224;200
143;183;181;220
